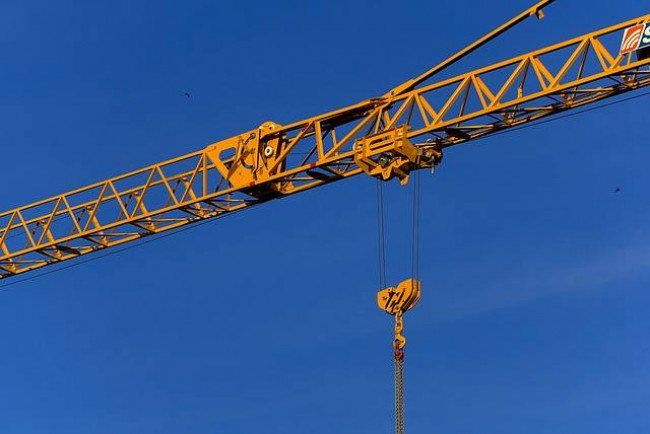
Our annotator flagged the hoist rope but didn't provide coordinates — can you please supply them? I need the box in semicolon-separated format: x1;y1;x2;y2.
411;170;421;282
376;179;387;289
375;170;422;434
394;169;422;434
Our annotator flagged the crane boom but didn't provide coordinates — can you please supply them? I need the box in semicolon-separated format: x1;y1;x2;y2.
1;13;649;279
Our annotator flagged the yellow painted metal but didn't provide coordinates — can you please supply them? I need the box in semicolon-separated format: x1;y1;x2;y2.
205;121;287;193
377;278;422;316
1;11;650;279
354;126;442;185
377;278;421;351
386;0;557;97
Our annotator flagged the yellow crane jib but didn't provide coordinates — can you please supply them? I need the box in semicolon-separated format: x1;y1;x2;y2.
2;8;650;280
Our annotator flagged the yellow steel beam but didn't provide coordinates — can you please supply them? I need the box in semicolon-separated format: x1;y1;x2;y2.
1;13;650;279
386;0;557;97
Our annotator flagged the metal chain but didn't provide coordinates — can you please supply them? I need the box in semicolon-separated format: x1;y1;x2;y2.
394;354;404;434
394;310;406;350
394;311;405;434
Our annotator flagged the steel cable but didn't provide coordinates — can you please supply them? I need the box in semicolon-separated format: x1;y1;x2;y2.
376;179;387;289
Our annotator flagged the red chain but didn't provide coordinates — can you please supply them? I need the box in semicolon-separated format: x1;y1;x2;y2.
394;341;405;361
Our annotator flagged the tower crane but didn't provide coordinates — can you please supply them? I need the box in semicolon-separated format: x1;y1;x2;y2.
1;2;648;280
2;2;650;431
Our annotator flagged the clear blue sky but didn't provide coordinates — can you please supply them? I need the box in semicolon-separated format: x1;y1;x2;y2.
1;0;650;433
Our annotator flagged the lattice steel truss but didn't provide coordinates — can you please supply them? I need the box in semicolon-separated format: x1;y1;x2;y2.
1;10;649;279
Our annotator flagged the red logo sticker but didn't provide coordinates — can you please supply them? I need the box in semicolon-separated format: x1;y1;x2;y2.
621;24;645;54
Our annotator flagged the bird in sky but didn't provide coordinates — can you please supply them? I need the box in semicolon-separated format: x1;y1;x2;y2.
183;92;191;98
615;187;621;193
